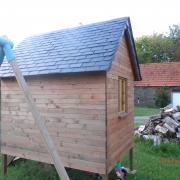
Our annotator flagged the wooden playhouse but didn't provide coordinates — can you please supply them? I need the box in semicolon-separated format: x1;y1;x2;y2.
0;17;141;178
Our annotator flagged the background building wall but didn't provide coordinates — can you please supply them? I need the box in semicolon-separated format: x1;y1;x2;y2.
134;87;177;107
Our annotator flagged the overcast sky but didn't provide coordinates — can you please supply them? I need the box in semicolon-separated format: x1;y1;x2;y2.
0;0;179;44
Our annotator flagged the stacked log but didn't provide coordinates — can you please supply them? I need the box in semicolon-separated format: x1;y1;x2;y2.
135;105;180;144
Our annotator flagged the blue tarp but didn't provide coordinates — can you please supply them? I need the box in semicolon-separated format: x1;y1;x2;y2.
0;37;15;64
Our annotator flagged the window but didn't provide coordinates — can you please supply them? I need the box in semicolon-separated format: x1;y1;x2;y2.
118;77;127;114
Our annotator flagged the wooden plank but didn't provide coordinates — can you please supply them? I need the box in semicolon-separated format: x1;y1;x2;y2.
129;148;134;172
106;36;134;174
1;72;106;174
107;140;132;173
1;146;106;174
9;61;69;180
2;143;105;164
2;134;106;155
2;154;7;176
108;133;133;159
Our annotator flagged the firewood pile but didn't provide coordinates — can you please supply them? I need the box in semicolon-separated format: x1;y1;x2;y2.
135;105;180;144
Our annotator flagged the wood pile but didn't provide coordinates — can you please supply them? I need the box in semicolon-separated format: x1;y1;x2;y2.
135;105;180;144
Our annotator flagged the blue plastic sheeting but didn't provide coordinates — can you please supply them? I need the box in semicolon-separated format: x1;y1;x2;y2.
0;46;5;65
0;37;15;63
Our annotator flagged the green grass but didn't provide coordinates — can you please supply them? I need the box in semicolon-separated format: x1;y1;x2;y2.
0;139;179;180
134;107;160;116
122;138;180;180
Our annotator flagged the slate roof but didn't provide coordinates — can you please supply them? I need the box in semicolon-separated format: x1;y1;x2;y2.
0;17;141;80
134;62;180;87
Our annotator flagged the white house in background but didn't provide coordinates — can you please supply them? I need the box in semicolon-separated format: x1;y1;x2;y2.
172;89;180;107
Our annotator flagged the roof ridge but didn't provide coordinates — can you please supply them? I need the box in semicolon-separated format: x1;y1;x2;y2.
19;17;129;42
141;62;180;65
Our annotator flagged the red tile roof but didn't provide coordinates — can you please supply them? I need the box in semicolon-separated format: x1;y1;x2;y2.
134;62;180;87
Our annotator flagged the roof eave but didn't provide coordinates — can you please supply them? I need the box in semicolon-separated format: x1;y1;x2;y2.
125;18;142;81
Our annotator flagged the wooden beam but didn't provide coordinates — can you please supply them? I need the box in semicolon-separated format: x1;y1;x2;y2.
128;147;136;174
9;61;69;180
129;148;133;171
2;155;16;178
2;154;8;176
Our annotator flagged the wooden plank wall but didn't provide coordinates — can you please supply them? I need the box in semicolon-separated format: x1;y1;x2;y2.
1;72;106;174
106;36;135;173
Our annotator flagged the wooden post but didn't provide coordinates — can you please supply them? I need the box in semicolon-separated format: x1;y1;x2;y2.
129;148;133;171
2;154;7;176
9;61;70;180
2;155;15;177
128;147;136;174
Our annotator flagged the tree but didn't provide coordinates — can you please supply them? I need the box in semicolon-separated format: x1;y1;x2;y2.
168;24;180;61
169;24;180;41
135;24;180;64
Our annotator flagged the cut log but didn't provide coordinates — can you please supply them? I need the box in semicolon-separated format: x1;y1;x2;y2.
173;112;180;121
138;125;145;132
177;127;180;132
163;104;173;111
163;123;176;133
161;112;173;118
149;114;161;121
176;133;180;138
155;125;168;134
164;108;174;113
163;116;180;128
134;130;142;137
136;105;180;141
142;135;161;145
142;135;156;140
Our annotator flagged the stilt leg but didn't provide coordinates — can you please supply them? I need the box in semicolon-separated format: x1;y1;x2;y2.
128;147;136;174
2;154;8;176
129;147;133;171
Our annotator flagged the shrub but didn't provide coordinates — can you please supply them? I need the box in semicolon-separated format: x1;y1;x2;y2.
155;87;171;108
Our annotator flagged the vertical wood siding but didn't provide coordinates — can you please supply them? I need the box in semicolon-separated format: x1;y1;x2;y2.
106;36;135;173
1;73;106;174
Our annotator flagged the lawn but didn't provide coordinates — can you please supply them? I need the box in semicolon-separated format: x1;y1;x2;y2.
134;107;160;116
0;139;179;180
